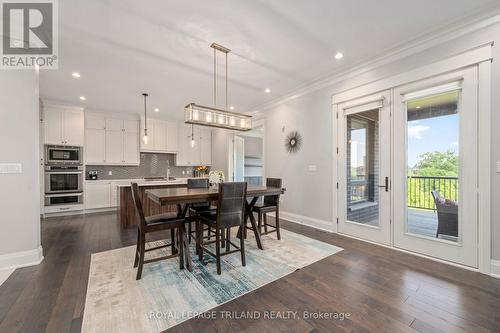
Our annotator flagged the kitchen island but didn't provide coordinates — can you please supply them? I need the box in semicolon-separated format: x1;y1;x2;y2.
118;179;188;228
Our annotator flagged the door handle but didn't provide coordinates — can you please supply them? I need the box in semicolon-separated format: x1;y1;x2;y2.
378;177;389;192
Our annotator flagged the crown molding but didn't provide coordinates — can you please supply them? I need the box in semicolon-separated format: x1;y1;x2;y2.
250;11;500;115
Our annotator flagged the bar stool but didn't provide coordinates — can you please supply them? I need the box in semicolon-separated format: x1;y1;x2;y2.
252;178;282;240
196;182;247;275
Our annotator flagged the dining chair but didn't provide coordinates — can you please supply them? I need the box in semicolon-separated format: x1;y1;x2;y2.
252;178;283;240
196;182;247;275
186;178;215;244
131;182;188;280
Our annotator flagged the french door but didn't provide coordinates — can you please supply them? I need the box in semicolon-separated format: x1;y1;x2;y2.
336;67;479;268
393;67;478;268
337;91;392;245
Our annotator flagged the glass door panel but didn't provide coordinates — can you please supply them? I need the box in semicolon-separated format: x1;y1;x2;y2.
347;110;380;227
393;68;478;268
337;91;391;245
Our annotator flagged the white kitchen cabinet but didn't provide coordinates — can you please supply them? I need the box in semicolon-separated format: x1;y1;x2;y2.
85;113;140;165
85;182;111;209
44;106;84;146
85;128;106;163
153;120;167;151
105;130;123;163
200;128;212;165
166;122;178;152
140;118;178;153
175;124;211;166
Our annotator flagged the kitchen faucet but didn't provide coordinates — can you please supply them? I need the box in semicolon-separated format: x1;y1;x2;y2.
166;159;171;180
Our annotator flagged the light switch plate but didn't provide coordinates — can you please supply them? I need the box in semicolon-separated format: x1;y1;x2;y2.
108;171;113;176
0;163;22;174
308;165;317;172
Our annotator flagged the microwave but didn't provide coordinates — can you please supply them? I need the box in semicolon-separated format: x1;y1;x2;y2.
45;145;82;165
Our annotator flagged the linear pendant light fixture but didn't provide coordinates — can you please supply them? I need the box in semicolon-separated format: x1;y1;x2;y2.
185;43;251;131
142;93;149;144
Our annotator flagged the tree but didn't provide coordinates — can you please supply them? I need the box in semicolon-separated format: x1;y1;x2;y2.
414;150;458;177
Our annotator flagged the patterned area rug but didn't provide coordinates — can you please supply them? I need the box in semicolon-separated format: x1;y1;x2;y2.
82;229;343;332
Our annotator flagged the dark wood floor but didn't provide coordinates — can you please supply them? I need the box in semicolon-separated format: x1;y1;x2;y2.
0;212;499;333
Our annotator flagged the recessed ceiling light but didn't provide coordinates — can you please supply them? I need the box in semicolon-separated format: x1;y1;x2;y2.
416;106;421;109
334;52;344;60
154;108;159;112
229;106;235;110
72;72;81;78
79;96;86;101
265;88;271;93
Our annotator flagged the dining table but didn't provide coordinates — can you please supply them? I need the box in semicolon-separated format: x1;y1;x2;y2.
145;185;285;259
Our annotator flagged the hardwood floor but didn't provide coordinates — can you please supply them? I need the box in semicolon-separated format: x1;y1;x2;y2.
0;211;499;333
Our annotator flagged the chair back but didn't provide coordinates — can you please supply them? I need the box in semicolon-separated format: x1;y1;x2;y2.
187;178;209;189
131;182;146;230
216;182;247;229
431;190;441;206
263;178;282;206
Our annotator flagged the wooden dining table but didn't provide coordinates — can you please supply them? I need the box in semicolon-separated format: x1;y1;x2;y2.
146;185;285;253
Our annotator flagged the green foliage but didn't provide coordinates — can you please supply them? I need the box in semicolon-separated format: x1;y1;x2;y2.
407;150;459;210
413;150;458;177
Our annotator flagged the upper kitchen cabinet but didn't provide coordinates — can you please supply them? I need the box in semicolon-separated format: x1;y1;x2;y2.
140;118;178;153
85;113;140;165
43;105;84;146
175;124;212;166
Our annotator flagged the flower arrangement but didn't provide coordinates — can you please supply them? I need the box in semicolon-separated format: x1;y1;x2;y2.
208;170;225;189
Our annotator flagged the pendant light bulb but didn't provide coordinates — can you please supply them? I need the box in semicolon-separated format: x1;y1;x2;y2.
190;124;195;148
142;92;149;145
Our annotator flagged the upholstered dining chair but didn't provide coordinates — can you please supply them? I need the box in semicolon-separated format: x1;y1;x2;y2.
131;182;187;280
196;182;247;275
186;178;215;244
252;178;283;240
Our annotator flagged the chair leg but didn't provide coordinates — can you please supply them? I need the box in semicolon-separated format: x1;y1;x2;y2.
276;208;281;240
195;220;200;255
188;221;192;244
221;227;226;248
226;228;231;252
216;227;221;275
178;226;184;270
171;229;177;254
264;213;269;233
239;226;246;267
136;232;145;280
258;212;262;234
198;222;204;261
133;229;140;268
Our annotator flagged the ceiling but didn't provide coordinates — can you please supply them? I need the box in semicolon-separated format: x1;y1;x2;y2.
40;0;500;120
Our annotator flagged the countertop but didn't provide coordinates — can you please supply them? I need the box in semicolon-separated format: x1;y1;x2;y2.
84;178;191;187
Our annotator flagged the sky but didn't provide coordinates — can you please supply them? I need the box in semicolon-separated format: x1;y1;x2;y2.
407;113;459;167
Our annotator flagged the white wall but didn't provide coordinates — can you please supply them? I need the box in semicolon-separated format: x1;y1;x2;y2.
0;70;43;270
255;22;500;259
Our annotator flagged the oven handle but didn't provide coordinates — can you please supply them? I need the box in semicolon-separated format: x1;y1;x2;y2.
45;171;83;175
45;193;83;197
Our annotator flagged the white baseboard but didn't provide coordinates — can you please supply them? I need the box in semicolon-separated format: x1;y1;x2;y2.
491;260;500;278
268;211;334;232
0;246;44;271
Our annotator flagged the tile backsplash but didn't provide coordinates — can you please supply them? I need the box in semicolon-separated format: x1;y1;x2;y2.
86;153;197;180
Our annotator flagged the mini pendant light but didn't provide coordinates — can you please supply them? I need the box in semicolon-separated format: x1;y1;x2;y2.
142;93;149;144
190;124;195;148
185;43;251;131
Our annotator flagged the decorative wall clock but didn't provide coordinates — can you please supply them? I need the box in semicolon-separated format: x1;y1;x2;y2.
285;131;302;153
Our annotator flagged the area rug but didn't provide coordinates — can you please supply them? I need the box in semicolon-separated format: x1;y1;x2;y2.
82;229;343;333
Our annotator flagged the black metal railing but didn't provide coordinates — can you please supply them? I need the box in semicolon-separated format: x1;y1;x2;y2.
407;176;458;210
349;179;368;203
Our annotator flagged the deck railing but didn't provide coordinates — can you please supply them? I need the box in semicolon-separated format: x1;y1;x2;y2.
407;176;458;210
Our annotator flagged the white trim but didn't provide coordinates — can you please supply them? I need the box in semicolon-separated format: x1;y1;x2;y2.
332;43;492;104
251;13;500;114
0;246;44;271
268;211;333;233
402;81;462;101
491;260;500;278
478;61;492;274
